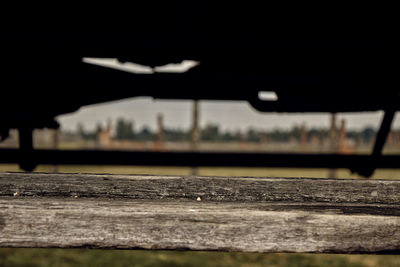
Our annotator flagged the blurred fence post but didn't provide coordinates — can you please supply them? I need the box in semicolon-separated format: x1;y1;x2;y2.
300;123;307;152
328;113;338;178
51;129;59;173
155;113;164;151
191;100;200;175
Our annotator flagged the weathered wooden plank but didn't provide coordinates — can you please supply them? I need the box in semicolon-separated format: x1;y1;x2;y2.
1;172;399;204
0;172;400;253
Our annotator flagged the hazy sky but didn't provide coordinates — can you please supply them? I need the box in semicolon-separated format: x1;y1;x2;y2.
58;97;400;132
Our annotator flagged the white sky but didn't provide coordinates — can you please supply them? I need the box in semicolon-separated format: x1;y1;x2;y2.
58;97;400;132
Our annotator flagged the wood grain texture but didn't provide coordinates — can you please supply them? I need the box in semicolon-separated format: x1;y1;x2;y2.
0;172;399;253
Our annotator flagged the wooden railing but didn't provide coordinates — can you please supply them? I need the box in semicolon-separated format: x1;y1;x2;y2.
0;172;399;253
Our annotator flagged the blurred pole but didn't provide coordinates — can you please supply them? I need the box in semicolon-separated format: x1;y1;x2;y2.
18;127;36;172
328;113;338;178
300;123;307;152
51;129;59;173
191;100;200;175
157;113;164;143
338;119;346;153
156;113;164;151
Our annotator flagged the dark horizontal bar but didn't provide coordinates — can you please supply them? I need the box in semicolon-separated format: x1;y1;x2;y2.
0;148;399;169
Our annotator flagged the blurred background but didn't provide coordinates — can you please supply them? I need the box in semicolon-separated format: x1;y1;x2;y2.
1;97;400;178
1;98;400;266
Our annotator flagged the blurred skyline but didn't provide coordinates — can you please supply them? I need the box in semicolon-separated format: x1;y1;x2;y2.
58;97;400;132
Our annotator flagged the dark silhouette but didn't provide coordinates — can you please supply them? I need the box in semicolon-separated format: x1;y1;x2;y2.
0;6;398;176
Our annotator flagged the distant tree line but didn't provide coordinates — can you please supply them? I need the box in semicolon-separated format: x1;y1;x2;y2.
76;123;100;141
75;117;381;144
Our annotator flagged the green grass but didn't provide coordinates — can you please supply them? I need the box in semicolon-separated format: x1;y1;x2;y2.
1;249;399;267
